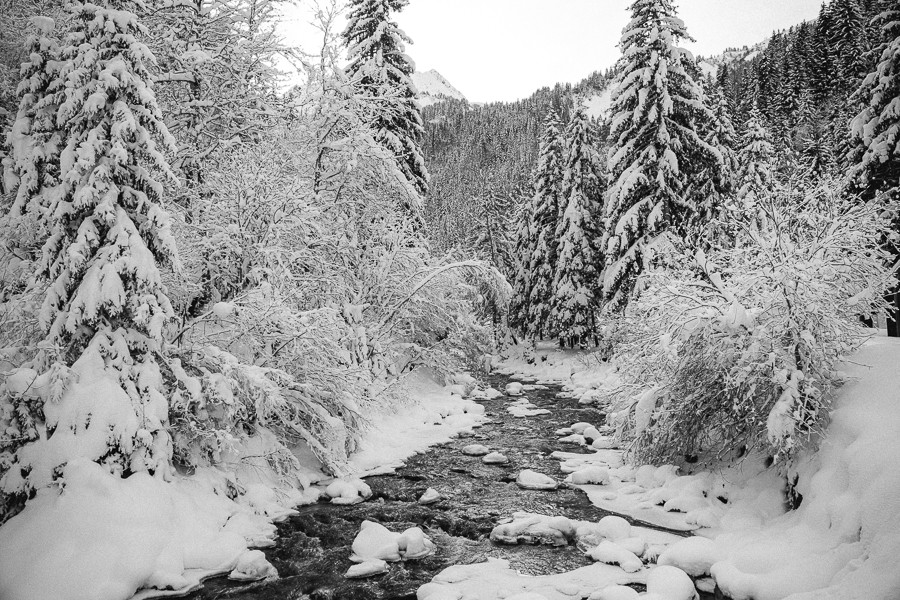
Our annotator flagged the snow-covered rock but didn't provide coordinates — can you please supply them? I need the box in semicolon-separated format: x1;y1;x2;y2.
596;515;631;541
646;565;697;600
585;540;643;573
482;452;509;465
462;444;490;456
491;514;574;547
571;422;593;434
345;559;388;579
418;488;441;505
505;382;525;396
588;585;639;600
351;521;403;562
582;426;601;443
228;550;277;581
350;521;434;564
656;537;721;577
559;434;587;445
326;478;372;505
565;466;610;485
516;470;558;490
508;398;551;417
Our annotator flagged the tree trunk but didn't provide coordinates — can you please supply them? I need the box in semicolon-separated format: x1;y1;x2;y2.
888;289;900;338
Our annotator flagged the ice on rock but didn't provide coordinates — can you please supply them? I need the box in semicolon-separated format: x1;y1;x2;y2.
657;537;719;577
228;550;277;581
462;444;490;456
588;585;639;600
695;578;716;594
505;382;525;396
351;520;402;562
345;559;389;579
646;565;698;600
596;515;631;540
565;466;610;485
326;478;372;505
397;527;436;560
516;469;558;490
418;488;441;505
585;540;643;572
482;452;509;465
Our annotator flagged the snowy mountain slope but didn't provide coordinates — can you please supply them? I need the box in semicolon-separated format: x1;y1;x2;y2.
412;69;467;108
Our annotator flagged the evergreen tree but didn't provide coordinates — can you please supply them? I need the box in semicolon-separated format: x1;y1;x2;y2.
737;107;776;211
523;109;564;339
1;16;60;259
37;0;179;474
552;108;605;348
508;200;534;335
830;0;867;93
342;0;429;223
470;189;515;276
603;0;723;311
849;1;900;336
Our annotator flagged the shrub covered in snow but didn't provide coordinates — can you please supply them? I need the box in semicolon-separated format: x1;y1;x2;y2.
604;179;897;465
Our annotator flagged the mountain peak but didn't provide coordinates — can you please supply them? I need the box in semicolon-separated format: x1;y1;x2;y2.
412;69;467;108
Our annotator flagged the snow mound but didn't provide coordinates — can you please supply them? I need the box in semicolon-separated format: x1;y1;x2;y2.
516;470;558;490
325;478;372;505
657;537;719;577
345;560;388;579
505;382;525;396
585;540;643;573
589;585;639;600
566;466;610;486
646;565;697;600
350;520;435;564
0;459;277;600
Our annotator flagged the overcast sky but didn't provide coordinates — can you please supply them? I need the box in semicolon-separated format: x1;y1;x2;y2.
282;0;825;103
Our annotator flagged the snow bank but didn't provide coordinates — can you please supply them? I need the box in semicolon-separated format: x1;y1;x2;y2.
709;337;900;600
348;371;487;475
0;460;277;600
417;557;645;600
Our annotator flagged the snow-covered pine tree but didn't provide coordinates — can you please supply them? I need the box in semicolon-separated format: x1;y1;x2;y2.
736;107;776;212
830;0;868;94
525;109;564;339
603;0;723;311
38;0;179;474
470;189;515;276
849;0;900;336
507;189;537;336
342;0;429;227
1;16;61;259
552;107;605;348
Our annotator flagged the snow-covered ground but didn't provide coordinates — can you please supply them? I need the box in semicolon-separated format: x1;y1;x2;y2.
0;370;489;600
439;336;900;600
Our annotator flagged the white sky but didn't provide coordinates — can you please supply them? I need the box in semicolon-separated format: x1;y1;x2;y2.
280;0;825;103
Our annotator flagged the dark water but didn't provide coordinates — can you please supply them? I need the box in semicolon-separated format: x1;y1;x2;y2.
185;375;718;600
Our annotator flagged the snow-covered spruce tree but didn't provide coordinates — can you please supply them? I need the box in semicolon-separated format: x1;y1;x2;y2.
1;16;61;260
848;1;900;336
507;200;534;335
5;0;179;500
524;109;564;339
736;107;776;212
849;3;900;200
552;108;605;348
342;0;429;226
603;0;724;312
470;189;515;276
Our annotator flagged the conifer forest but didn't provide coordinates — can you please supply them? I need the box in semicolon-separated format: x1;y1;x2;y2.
0;1;899;599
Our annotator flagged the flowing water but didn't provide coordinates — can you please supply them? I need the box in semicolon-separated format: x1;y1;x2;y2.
185;375;720;600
